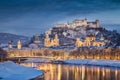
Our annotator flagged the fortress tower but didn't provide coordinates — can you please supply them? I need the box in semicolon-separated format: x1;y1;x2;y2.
95;19;99;28
17;40;22;49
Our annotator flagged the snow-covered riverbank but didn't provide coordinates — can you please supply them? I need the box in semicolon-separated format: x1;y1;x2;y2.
24;58;120;68
0;61;44;80
63;59;120;67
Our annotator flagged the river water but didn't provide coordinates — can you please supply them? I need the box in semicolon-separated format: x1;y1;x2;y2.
21;63;120;80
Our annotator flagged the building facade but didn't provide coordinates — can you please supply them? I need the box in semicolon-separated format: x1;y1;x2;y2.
44;33;59;47
76;35;105;47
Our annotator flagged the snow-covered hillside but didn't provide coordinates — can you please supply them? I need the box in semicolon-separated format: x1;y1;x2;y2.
102;24;120;33
0;33;30;46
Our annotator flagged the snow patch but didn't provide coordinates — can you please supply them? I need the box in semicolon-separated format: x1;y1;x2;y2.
63;59;120;67
0;61;43;80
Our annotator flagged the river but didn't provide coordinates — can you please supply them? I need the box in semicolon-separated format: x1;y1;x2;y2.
20;63;120;80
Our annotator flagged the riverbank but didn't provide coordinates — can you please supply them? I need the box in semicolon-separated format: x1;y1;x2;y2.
0;61;44;80
24;58;120;68
63;59;120;68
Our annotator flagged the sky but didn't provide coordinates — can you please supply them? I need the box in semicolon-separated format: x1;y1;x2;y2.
0;0;120;36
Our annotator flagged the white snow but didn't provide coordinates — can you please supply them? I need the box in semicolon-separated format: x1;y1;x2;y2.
0;61;43;80
63;59;120;67
0;44;8;47
25;58;120;68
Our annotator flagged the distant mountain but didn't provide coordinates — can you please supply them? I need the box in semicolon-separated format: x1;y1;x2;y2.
102;24;120;33
0;33;30;45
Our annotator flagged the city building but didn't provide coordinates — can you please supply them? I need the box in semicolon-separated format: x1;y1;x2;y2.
44;33;59;47
76;35;105;47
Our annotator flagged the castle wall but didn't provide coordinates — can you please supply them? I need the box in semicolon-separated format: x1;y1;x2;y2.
56;23;68;27
87;23;97;28
55;19;100;28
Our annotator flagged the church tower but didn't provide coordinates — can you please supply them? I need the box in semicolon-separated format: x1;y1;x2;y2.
34;34;40;44
8;40;13;49
75;38;83;47
17;40;22;49
54;34;59;46
44;33;51;47
76;38;80;47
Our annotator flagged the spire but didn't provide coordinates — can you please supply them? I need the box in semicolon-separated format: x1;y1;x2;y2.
46;33;49;38
17;40;22;49
100;34;104;41
44;33;51;47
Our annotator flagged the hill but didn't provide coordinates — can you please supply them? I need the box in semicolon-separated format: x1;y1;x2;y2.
0;33;30;46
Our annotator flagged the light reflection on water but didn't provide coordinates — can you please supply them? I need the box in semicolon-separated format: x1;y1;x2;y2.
21;63;120;80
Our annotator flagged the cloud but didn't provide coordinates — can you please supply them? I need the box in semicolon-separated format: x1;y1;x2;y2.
0;0;120;36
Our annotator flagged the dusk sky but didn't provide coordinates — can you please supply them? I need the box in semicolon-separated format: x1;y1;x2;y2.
0;0;120;36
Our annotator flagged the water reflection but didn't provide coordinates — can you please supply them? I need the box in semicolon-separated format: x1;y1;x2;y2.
21;63;120;80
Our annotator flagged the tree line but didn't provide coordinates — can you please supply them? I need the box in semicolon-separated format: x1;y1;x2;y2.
0;48;7;62
69;48;120;60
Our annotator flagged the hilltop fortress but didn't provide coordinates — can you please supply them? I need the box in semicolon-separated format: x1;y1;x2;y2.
56;18;100;28
43;18;106;47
